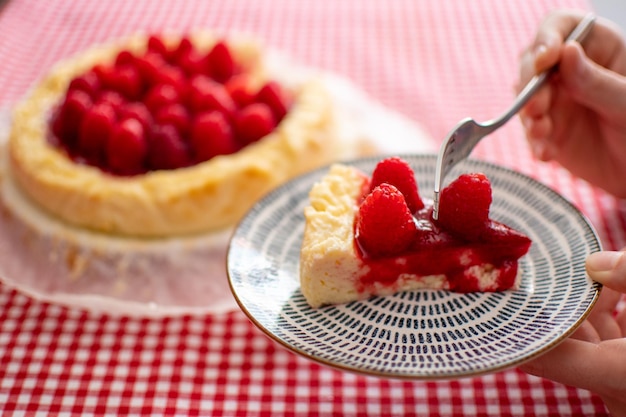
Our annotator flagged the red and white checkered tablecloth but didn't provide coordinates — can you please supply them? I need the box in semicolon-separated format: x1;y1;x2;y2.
0;0;620;415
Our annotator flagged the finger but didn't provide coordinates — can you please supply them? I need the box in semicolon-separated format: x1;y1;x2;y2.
522;113;551;141
617;298;626;336
531;11;587;72
587;287;623;340
523;116;555;160
601;396;626;417
569;320;601;343
519;85;552;119
518;44;537;87
560;41;626;118
520;338;626;398
586;250;626;293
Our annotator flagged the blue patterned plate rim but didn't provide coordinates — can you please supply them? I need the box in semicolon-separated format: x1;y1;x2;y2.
227;153;603;380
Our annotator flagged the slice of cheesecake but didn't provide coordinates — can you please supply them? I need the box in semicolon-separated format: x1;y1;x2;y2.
300;157;531;308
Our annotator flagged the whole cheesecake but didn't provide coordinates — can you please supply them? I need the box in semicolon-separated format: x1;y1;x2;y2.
300;158;532;308
7;33;354;237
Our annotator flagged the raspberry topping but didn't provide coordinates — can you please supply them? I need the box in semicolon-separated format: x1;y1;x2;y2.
370;156;424;213
191;111;239;161
235;103;276;145
356;183;418;257
50;35;292;176
355;157;528;259
78;102;116;161
437;173;492;240
106;118;148;175
353;157;532;293
148;124;190;170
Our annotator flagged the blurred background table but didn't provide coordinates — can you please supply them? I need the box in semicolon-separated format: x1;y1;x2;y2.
0;0;620;415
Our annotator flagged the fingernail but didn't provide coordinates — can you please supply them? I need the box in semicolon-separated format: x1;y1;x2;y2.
533;44;548;61
587;251;622;272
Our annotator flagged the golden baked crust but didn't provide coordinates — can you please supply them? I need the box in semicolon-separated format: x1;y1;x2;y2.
8;34;344;237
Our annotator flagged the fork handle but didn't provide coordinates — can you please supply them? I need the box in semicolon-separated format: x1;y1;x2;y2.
487;12;596;130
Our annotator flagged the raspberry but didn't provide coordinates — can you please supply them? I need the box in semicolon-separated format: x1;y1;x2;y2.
78;102;117;160
370;157;424;213
68;71;101;99
147;35;171;60
188;75;236;117
256;81;289;121
155;103;191;136
177;49;207;77
93;64;117;91
437;173;492;240
190;111;239;162
225;75;255;108
119;102;153;132
148;124;190;170
154;65;186;91
106;118;148;175
234;103;276;145
135;53;168;87
143;83;180;114
173;37;193;60
207;40;235;83
47;36;294;178
109;64;143;100
96;91;127;115
54;90;93;144
356;183;418;257
114;50;136;67
483;221;532;259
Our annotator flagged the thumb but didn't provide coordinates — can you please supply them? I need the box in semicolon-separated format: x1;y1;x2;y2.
559;40;626;116
586;250;626;293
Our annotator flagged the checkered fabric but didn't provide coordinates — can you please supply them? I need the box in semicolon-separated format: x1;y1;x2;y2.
0;0;619;415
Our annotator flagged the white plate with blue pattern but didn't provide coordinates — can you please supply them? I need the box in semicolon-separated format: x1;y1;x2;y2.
227;154;602;379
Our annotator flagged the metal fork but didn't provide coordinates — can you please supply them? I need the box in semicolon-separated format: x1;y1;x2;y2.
432;13;596;220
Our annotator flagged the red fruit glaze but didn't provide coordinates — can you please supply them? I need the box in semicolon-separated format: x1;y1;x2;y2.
356;183;418;257
356;205;531;293
370;156;424;213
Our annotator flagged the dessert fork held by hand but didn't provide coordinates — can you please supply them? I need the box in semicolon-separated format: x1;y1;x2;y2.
432;13;596;220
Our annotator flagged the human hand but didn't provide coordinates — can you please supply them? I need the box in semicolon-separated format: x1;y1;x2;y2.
518;10;626;198
519;250;626;417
